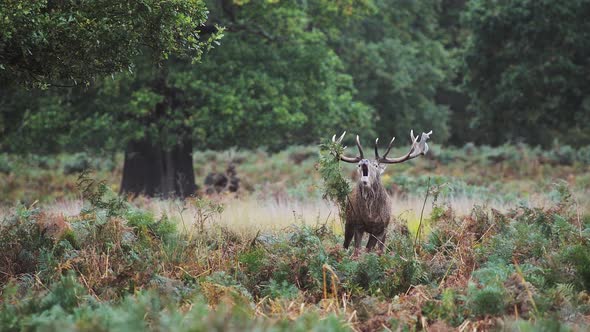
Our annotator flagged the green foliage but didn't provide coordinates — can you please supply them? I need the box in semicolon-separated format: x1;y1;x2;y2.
577;146;590;164
506;319;575;332
0;281;351;332
467;283;506;317
463;0;590;147
0;154;12;174
125;209;177;244
62;152;91;175
77;171;127;218
1;179;590;329
548;181;574;209
422;288;464;326
39;273;88;314
318;139;352;211
333;0;453;142
0;273;88;330
2;0;590;159
1;0;373;156
561;244;590;291
544;144;577;166
483;217;549;263
347;252;427;297
148;0;373;149
0;205;48;278
261;279;299;300
191;197;224;232
352;254;383;290
3;0;590;158
0;0;213;88
3;0;590;320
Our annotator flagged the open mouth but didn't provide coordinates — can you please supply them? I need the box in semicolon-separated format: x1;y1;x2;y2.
361;164;369;177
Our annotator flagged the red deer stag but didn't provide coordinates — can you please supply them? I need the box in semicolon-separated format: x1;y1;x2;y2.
332;130;432;255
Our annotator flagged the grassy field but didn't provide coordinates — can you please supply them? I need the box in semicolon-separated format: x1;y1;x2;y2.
0;144;589;331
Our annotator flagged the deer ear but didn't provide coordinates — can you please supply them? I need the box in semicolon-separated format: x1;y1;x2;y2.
379;164;386;174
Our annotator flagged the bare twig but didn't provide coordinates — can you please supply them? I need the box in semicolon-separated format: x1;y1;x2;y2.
414;178;431;255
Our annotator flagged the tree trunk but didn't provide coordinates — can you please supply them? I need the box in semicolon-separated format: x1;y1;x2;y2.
120;138;197;199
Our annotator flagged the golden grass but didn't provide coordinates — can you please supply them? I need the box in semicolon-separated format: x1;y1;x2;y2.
150;196;339;236
2;189;586;239
117;196;510;231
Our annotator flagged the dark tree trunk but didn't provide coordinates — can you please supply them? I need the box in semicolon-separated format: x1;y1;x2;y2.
120;138;197;199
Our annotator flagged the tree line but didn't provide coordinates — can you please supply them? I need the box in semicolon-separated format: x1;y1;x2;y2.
1;0;589;197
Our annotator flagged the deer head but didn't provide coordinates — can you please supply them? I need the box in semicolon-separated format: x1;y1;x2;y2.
332;130;433;188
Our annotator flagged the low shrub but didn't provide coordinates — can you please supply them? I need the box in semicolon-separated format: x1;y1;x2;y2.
63;153;91;175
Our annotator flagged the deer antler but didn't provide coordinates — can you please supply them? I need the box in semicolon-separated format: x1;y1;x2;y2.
332;131;364;163
376;130;432;164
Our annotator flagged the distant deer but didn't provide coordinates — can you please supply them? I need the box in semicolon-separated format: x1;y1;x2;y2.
332;130;432;254
204;163;240;195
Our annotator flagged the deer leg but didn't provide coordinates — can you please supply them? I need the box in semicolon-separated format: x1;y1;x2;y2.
377;232;387;255
343;223;354;249
353;229;364;257
366;233;378;251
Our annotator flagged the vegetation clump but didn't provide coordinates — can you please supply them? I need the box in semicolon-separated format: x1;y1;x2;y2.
1;161;587;331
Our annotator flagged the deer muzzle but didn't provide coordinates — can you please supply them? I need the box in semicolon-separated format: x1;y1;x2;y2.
360;164;370;185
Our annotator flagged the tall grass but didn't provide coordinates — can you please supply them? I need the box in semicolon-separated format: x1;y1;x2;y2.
5;188;581;238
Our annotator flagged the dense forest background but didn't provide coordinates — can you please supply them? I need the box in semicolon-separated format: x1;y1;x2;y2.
1;2;590;330
1;0;589;197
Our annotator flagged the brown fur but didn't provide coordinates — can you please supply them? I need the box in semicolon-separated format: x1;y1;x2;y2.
343;174;392;252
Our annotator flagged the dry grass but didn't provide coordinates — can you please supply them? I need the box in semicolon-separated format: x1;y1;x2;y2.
5;190;581;238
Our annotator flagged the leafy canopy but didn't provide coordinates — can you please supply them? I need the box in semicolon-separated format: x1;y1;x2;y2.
1;0;374;153
332;0;453;142
0;0;212;88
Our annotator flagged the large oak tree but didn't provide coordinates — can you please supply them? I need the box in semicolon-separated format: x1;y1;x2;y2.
1;0;373;198
0;0;212;88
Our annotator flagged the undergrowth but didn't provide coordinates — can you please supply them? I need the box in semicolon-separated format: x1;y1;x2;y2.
1;171;589;330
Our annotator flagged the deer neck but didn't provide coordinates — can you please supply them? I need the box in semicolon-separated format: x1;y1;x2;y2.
358;180;385;201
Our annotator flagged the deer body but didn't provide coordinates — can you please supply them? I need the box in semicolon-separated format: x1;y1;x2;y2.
344;176;392;251
332;130;432;254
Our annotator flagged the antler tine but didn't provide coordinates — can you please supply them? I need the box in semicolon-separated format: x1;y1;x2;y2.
409;130;433;157
332;131;347;144
355;135;364;160
380;136;396;159
331;132;364;163
374;138;380;159
410;129;419;144
378;129;432;164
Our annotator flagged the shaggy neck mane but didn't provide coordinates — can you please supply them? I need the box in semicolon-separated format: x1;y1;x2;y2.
358;179;386;198
357;180;387;216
